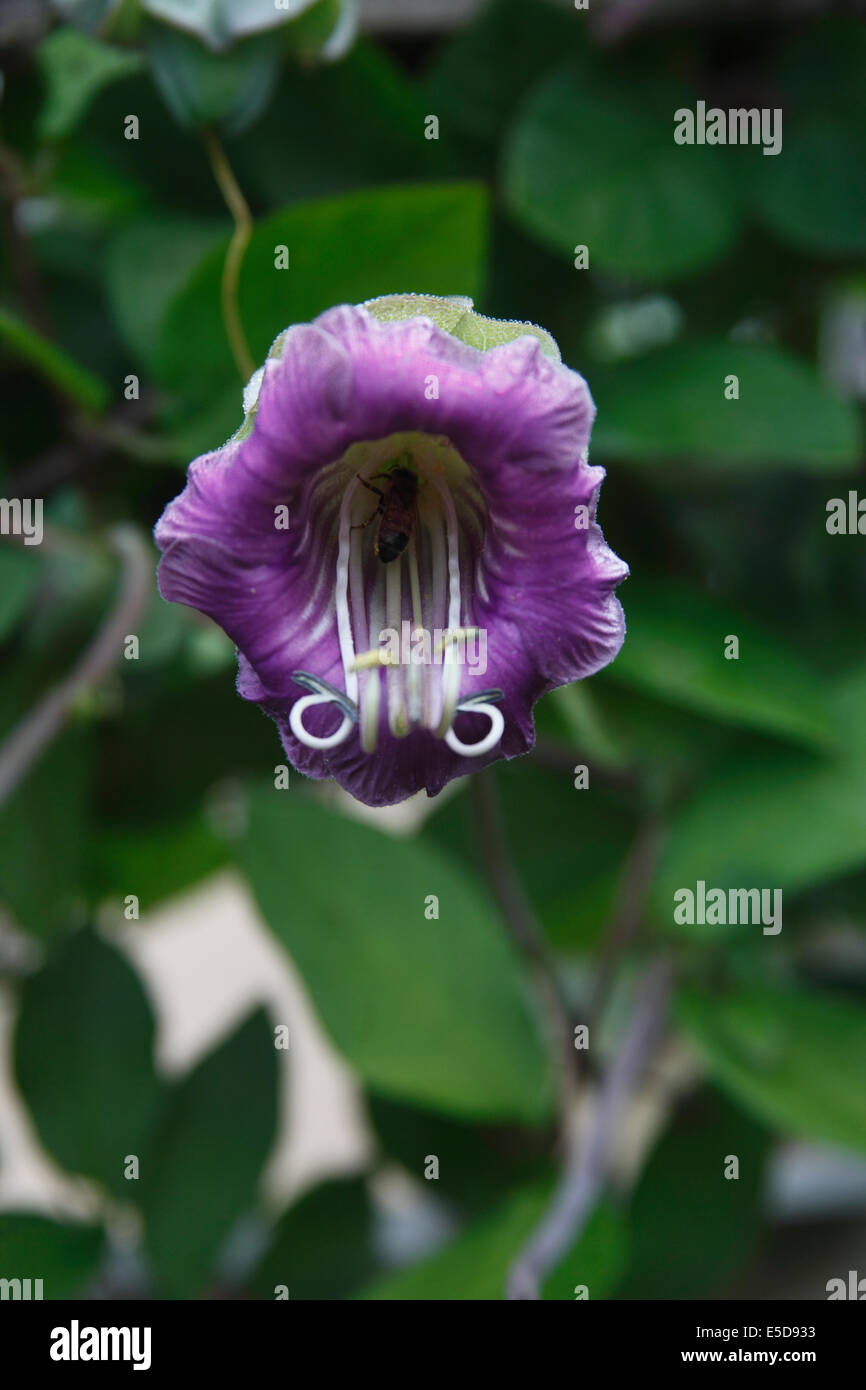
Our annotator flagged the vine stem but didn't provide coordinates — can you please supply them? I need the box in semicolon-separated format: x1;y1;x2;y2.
506;956;674;1300
470;770;582;1127
470;770;673;1299
0;527;152;805
202;126;256;382
588;816;664;1030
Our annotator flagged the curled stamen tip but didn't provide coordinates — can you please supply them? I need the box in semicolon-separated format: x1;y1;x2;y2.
291;670;359;721
290;669;359;750
458;688;504;707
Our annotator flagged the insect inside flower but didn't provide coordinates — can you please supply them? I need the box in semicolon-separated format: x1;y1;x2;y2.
355;454;419;564
155;294;628;807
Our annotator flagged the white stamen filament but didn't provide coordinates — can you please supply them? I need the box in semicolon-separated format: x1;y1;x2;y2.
426;494;448;733
406;534;424;728
359;658;380;753
290;453;504;762
363;561;386;753
348;479;381;755
385;554;408;737
429;472;463;740
335;475;361;709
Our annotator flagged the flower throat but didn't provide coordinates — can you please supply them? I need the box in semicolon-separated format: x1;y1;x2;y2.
289;434;504;761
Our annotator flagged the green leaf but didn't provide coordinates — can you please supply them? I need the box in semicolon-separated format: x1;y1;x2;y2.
652;664;866;913
772;19;866;121
18;534;114;659
13;930;162;1195
109;215;223;370
140;1008;278;1297
86;813;229;912
539;682;632;772
617;1088;769;1299
145;25;280;133
124;581;196;669
230;40;442;209
678;982;866;1156
369;1094;553;1216
592;342;861;471
0;305;110;415
54;0;144;42
424;0;580;147
359;1189;626;1300
37;28;143;142
750;21;866;256
0;729;90;939
503;67;741;280
655;752;866;912
246;1177;378;1300
154;180;488;455
71;68;222;211
237;789;552;1122
0;1214;105;1299
0;546;42;641
51;140;147;225
282;0;355;62
609;579;836;751
425;761;636;952
544;681;752;793
93;670;277;826
753;118;866;257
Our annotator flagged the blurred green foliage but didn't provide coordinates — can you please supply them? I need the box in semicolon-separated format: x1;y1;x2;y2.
0;0;864;1301
240;789;552;1122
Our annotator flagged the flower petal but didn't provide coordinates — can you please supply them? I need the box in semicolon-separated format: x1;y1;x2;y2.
154;299;628;806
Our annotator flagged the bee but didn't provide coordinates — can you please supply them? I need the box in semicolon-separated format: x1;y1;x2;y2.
355;457;419;564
